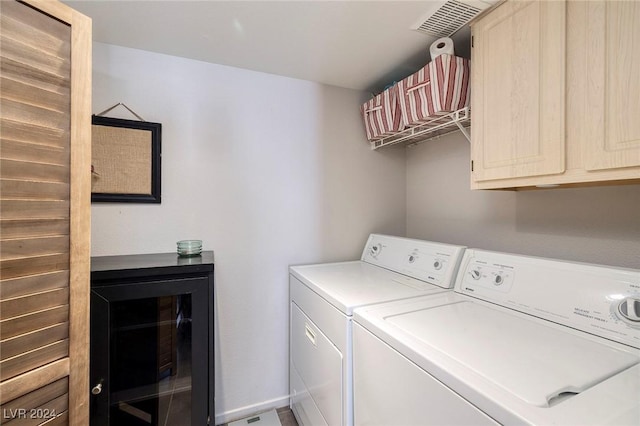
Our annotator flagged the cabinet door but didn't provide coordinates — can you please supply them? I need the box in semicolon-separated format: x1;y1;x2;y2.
471;0;566;182
585;1;640;171
0;0;91;424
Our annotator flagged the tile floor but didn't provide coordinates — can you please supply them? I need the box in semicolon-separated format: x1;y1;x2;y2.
221;407;298;426
275;407;298;426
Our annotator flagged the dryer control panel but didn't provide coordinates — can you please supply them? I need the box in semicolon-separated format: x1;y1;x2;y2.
456;249;640;349
361;234;465;289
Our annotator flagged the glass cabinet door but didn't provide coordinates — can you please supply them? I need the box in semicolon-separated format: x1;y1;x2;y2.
91;278;208;426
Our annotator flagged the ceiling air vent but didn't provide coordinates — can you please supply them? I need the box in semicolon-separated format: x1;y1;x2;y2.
411;0;493;38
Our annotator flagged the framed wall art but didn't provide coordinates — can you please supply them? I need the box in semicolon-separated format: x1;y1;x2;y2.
91;115;161;203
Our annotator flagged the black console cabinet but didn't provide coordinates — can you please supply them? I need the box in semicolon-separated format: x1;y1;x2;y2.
90;252;214;426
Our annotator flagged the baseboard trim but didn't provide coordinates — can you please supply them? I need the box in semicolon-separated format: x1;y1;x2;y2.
215;395;290;425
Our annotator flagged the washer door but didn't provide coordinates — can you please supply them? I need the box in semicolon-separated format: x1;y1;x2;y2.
290;302;342;426
354;322;498;425
385;301;640;407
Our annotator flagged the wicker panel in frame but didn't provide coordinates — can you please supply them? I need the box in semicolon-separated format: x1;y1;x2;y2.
91;116;161;203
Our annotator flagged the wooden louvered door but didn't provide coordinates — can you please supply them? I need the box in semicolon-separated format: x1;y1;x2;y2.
0;0;91;424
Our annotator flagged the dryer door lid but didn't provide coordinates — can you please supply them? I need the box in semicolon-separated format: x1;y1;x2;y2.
386;301;640;407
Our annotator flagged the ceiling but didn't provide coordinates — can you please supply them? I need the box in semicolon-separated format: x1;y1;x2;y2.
63;1;473;93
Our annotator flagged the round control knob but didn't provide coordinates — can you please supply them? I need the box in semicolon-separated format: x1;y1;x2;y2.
433;260;442;270
494;275;503;285
408;255;416;263
618;298;640;322
370;244;381;257
470;270;481;280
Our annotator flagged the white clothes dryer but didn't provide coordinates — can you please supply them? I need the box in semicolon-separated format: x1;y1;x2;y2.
289;234;466;426
353;249;640;425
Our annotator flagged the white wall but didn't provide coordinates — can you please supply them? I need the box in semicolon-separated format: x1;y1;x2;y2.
407;132;640;269
91;43;407;423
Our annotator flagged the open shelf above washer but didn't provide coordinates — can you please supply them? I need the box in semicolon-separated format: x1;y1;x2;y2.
370;107;470;150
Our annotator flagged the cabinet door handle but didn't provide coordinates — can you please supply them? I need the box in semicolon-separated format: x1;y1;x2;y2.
91;379;104;395
304;323;316;346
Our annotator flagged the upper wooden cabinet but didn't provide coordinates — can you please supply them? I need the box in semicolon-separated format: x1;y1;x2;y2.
471;0;566;183
584;1;640;172
470;0;640;190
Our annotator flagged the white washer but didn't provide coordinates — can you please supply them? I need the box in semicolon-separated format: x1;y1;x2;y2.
353;249;640;425
289;234;466;426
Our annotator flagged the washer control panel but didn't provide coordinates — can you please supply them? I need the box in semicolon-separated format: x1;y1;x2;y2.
456;249;640;349
464;261;515;293
362;234;465;289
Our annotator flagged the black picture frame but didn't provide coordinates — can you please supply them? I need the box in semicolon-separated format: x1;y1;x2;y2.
91;115;161;203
